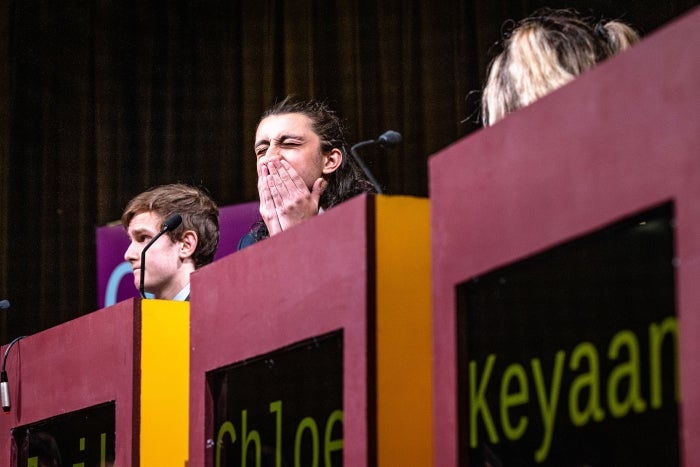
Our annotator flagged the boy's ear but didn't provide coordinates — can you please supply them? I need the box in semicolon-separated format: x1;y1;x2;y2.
178;230;198;260
322;148;343;174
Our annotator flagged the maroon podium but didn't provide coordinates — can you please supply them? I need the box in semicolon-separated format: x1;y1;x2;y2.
0;301;135;465
430;7;699;467
189;194;432;467
0;298;190;466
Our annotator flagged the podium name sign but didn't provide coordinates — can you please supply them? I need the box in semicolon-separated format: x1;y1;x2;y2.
207;330;343;466
458;203;679;466
12;402;115;467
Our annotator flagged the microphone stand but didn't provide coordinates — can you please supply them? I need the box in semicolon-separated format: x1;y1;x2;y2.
350;140;385;194
139;214;183;299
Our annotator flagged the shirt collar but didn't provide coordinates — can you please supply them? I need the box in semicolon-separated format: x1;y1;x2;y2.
172;283;191;301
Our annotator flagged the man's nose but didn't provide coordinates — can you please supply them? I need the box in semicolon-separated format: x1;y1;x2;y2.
261;146;283;164
124;242;138;262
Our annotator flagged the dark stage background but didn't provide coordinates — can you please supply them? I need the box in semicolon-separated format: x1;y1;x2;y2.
1;0;697;340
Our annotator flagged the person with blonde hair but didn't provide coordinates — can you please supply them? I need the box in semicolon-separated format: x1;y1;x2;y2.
482;8;639;126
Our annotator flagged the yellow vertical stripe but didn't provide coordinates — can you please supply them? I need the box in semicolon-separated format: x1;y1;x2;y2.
375;196;434;467
140;299;190;466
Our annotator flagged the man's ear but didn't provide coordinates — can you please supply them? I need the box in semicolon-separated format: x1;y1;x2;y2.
322;148;343;175
178;230;198;260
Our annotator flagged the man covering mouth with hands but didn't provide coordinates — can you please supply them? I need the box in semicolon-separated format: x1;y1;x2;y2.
238;97;376;249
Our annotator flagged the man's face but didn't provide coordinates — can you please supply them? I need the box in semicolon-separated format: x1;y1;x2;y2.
124;211;184;299
254;113;330;189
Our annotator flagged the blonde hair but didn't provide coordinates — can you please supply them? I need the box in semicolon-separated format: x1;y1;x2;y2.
482;9;639;126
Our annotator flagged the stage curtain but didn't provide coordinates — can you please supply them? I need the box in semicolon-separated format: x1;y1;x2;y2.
0;0;696;338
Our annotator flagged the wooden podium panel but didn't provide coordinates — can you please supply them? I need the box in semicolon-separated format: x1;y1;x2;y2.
0;298;189;466
429;7;699;467
189;194;432;467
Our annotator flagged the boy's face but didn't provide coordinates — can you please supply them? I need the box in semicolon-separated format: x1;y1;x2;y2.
124;211;184;299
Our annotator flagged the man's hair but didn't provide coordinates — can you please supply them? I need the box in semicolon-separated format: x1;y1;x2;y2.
260;96;376;209
121;183;220;268
482;8;640;127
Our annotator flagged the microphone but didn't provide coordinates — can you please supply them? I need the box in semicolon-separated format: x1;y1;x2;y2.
1;301;26;412
139;213;183;299
377;130;402;148
2;335;26;412
350;130;403;194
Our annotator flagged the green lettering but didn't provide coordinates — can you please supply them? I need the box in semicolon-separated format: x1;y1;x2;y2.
270;400;283;467
531;351;565;463
568;342;605;426
242;410;261;467
100;432;107;467
216;421;236;467
469;354;499;447
295;417;319;467
649;316;679;408
499;363;529;440
608;330;646;417
74;441;85;467
324;410;343;466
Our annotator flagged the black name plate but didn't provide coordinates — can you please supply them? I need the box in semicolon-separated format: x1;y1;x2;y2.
12;402;115;467
207;330;343;466
458;203;679;466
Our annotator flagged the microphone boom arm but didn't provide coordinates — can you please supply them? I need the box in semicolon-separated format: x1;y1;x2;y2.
350;139;385;195
139;214;183;299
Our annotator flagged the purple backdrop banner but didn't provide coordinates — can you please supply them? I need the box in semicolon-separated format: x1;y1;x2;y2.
96;201;259;308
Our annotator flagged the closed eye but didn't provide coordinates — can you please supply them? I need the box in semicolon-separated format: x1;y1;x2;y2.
255;135;304;158
255;145;269;158
278;134;304;146
280;141;302;148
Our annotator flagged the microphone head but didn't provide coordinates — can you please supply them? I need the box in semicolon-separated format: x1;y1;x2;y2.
0;300;9;310
163;214;183;232
377;130;402;148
